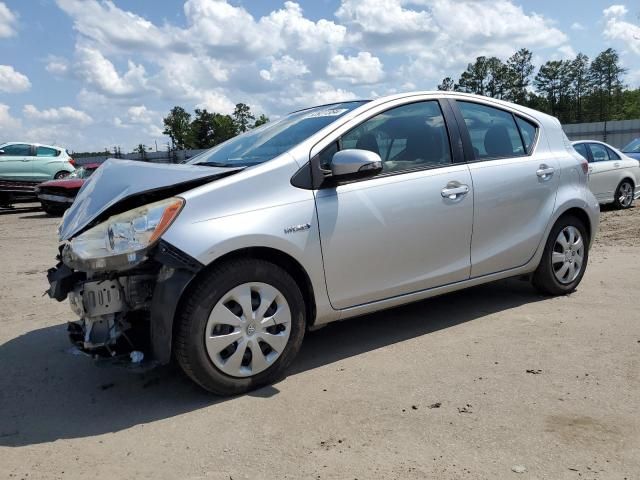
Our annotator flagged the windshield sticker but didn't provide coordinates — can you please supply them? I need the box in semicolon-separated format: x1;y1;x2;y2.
304;108;348;119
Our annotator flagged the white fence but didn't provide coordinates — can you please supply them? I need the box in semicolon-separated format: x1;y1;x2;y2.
74;149;208;166
563;119;640;149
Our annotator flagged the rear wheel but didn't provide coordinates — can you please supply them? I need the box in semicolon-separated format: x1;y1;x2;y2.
54;171;70;179
613;180;634;209
174;259;306;395
532;215;589;295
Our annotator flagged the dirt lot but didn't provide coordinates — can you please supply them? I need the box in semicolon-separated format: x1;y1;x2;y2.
1;204;638;480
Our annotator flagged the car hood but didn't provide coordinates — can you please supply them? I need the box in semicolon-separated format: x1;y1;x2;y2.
623;152;640;161
39;178;85;189
58;158;242;241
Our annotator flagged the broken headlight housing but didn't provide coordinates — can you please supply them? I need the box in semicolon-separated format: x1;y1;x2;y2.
63;197;184;271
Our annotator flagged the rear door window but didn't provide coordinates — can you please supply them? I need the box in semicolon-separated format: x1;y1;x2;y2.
588;144;609;162
457;101;526;160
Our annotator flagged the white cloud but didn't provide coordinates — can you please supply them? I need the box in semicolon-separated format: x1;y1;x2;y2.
336;0;436;38
0;103;20;132
327;52;384;84
112;105;164;137
23;104;93;126
195;90;236;114
44;0;586;150
0;2;16;38
126;105;155;124
260;55;309;81
557;45;577;59
603;4;628;17
570;22;585;31
56;0;176;53
603;4;640;55
45;55;69;75
288;81;357;107
0;65;31;93
75;45;151;97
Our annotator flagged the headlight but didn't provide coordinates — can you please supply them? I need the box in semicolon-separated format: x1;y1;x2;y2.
63;197;184;271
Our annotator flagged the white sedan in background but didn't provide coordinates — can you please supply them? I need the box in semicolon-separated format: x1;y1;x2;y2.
572;140;640;209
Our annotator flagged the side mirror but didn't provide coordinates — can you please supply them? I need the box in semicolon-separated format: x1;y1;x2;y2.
330;149;383;180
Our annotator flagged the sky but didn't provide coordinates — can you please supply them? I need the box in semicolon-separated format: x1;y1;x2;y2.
0;0;638;152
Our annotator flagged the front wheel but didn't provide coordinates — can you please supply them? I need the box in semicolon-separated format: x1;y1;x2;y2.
613;180;634;209
174;259;306;395
532;215;589;296
41;202;65;216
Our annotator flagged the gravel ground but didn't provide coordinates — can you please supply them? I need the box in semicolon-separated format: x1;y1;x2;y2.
0;204;638;479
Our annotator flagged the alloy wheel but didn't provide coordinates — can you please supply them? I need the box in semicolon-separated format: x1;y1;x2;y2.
205;282;291;378
618;182;633;207
551;226;585;284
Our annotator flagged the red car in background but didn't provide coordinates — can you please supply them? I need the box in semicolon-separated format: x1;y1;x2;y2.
36;163;101;215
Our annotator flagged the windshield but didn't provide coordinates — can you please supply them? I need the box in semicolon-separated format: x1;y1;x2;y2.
622;138;640;153
189;101;368;167
68;167;96;179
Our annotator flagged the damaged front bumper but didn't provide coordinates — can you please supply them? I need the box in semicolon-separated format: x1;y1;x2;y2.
47;240;202;365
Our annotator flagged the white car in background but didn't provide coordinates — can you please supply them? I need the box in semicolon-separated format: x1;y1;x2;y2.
572;140;640;209
0;142;76;181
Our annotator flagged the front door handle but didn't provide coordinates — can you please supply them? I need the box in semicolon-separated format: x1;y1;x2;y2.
441;184;469;199
536;164;555;180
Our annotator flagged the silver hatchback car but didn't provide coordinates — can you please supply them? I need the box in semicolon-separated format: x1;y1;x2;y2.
47;92;599;395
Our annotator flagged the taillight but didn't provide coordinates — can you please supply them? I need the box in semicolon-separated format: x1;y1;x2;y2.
69;158;76;167
581;159;588;175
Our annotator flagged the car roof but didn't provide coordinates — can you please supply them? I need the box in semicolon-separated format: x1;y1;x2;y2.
572;140;615;147
0;141;64;149
297;91;556;129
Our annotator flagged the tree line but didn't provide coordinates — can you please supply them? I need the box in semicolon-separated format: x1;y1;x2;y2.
438;48;639;124
163;103;269;150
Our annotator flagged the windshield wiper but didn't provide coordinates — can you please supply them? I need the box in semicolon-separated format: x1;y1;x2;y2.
196;161;237;168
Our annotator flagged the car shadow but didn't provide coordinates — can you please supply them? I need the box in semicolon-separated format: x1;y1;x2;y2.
0;277;545;447
0;206;41;216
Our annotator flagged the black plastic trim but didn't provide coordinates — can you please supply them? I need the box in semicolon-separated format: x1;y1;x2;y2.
154;239;204;272
149;241;202;364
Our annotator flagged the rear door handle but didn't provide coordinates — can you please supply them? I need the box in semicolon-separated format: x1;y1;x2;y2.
536;165;555;179
441;184;469;199
614;162;621;168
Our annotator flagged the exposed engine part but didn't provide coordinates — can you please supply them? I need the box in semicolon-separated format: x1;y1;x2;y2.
66;274;156;357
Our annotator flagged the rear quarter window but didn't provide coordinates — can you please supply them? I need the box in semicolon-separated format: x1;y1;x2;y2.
573;143;588;160
36;146;60;157
515;117;537;153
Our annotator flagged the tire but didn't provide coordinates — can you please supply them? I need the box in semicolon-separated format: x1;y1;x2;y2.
54;171;70;179
612;179;634;209
174;258;306;395
41;202;65;216
532;215;589;296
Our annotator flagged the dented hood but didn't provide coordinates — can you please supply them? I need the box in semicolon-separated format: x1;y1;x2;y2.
58;158;242;240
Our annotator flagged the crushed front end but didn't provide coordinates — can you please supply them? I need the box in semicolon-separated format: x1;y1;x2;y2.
46;197;202;365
